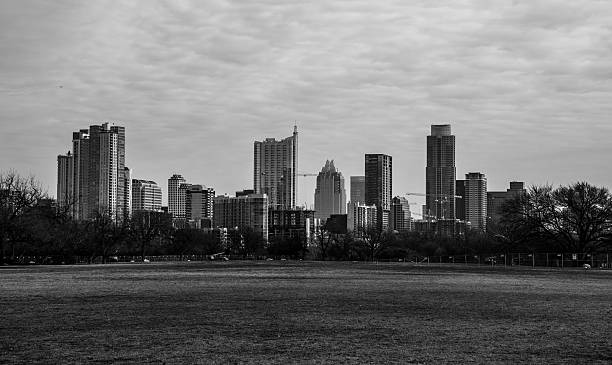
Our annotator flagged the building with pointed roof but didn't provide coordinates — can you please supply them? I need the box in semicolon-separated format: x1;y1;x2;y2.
314;160;346;222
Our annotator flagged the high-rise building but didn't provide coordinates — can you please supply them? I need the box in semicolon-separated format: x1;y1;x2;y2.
185;185;215;226
350;176;365;204
131;179;162;213
178;182;192;223
213;193;268;242
365;154;392;231
464;172;487;232
62;123;128;221
71;129;89;219
123;167;132;218
314;160;346;222
390;196;412;233
86;123;127;221
426;124;456;228
57;151;73;209
168;174;186;219
487;181;526;226
347;201;378;234
253;126;298;209
455;180;466;221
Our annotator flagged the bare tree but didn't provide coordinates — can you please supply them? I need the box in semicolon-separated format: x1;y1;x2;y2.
84;212;128;263
315;229;334;260
128;210;173;261
359;225;385;261
503;182;612;252
0;170;47;263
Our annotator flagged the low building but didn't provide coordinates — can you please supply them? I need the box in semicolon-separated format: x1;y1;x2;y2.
213;193;268;242
347;201;377;234
268;208;319;245
131;179;162;213
487;181;526;226
325;214;348;235
186;185;215;229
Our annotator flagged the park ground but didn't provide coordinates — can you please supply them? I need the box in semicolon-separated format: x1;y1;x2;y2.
1;261;611;364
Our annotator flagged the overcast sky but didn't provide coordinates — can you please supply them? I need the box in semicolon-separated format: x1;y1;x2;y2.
1;0;612;207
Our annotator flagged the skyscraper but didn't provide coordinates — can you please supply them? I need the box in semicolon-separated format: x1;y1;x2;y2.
365;154;392;231
56;151;73;209
71;129;89;219
123;167;132;218
390;196;412;233
464;172;487;232
131;179;162;212
314;160;346;221
254;126;298;209
455;179;466;221
63;123;128;221
350;176;365;204
168;174;186;219
426;124;456;222
85;123;127;221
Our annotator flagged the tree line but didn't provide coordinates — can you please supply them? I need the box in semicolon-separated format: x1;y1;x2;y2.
313;181;612;261
2;170;612;264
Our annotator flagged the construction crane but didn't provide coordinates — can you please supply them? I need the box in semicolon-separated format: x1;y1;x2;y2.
405;192;462;221
405;192;463;199
410;211;436;220
261;172;317;178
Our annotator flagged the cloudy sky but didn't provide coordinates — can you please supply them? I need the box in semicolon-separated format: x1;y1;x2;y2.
1;0;611;207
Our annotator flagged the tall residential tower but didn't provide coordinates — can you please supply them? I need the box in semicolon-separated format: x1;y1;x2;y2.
168;174;186;219
56;151;73;209
61;123;128;221
365;154;392;231
253;126;298;209
464;172;487;232
425;124;456;224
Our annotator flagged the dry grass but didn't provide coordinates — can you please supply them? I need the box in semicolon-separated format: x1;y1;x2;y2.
1;261;611;364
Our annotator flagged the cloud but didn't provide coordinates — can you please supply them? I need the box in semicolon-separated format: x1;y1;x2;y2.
1;0;612;203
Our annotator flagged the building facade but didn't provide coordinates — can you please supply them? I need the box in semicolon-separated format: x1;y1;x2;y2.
455;179;465;221
56;151;73;209
253;126;298;209
347;201;378;234
123;167;132;218
168;174;186;219
390;196;412;233
213;193;269;242
464;172;487;232
365;154;392;231
131;179;162;213
62;123;128;221
268;208;318;245
487;181;526;226
186;185;215;228
350;176;366;204
425;124;456;222
314;160;346;222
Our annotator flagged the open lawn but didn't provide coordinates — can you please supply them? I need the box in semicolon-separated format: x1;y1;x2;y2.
1;262;611;364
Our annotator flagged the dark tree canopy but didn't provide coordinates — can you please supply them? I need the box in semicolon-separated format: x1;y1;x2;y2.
500;182;612;252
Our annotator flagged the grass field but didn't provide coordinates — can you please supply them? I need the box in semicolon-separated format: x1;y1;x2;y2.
1;262;611;364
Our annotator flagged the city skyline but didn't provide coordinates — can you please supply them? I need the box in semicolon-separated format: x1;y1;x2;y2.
3;1;612;208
